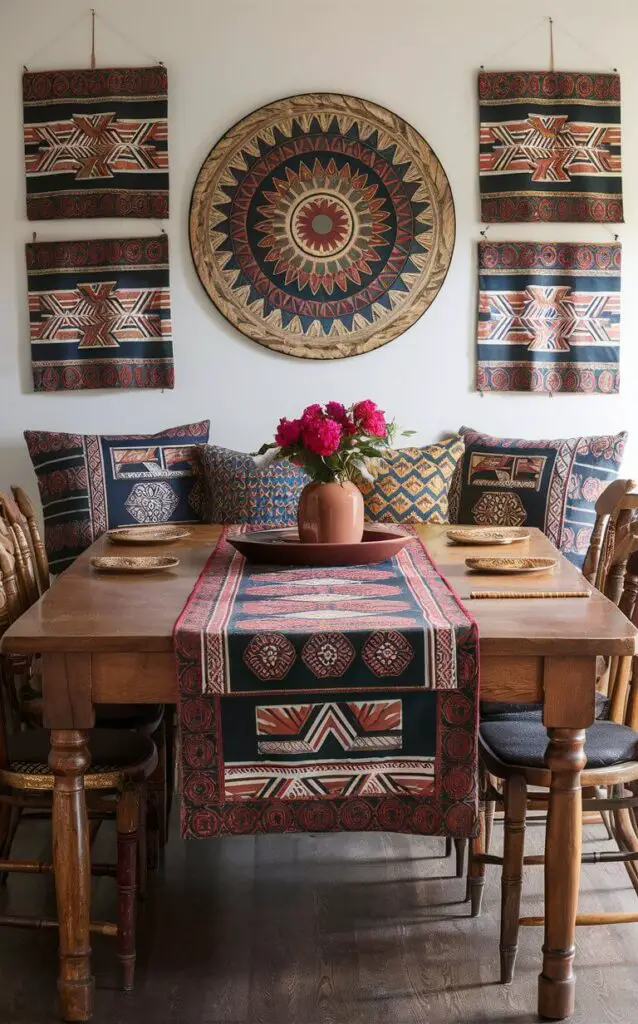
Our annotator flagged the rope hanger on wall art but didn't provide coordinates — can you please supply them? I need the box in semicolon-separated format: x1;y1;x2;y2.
189;93;456;360
22;8;169;220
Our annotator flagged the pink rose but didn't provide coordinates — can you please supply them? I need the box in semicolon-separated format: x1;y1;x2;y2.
301;403;323;427
325;402;357;436
353;399;378;422
302;417;342;456
362;410;387;437
326;401;347;421
275;417;302;448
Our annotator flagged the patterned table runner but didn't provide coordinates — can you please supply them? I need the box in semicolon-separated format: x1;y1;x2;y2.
174;529;479;839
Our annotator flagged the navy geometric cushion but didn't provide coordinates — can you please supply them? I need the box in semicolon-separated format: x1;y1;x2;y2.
24;420;210;573
449;426;627;568
198;444;308;526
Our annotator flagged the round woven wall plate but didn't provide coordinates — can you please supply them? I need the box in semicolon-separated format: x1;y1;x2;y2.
189;93;455;359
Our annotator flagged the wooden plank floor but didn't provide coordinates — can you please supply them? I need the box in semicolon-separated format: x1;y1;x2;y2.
0;813;636;1024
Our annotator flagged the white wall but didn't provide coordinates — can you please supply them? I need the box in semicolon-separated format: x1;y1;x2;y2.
1;0;637;495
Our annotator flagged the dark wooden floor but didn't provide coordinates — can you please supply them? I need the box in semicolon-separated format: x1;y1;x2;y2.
0;812;636;1024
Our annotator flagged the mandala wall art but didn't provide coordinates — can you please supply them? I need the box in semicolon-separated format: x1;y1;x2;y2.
27;235;174;391
479;71;622;223
23;66;168;220
189;93;455;358
476;241;621;394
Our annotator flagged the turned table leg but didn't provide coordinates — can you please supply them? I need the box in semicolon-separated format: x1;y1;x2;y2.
49;730;94;1022
538;727;587;1020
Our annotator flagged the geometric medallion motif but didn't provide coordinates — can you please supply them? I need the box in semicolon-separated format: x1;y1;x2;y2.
190;93;455;358
479;71;622;223
27;236;173;392
477;242;621;394
124;481;179;523
23;66;168;219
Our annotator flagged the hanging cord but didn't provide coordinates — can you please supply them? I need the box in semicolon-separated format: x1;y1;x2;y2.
90;8;96;69
549;16;618;72
548;16;555;72
92;9;164;66
480;17;546;69
22;8;163;71
22;11;87;70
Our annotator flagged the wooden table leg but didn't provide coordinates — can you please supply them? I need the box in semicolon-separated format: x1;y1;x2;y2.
49;730;94;1022
538;727;586;1019
538;657;595;1021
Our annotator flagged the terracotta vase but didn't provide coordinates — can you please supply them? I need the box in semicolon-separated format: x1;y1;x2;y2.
297;480;364;544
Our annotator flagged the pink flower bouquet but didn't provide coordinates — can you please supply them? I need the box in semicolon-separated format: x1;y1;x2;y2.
258;401;412;484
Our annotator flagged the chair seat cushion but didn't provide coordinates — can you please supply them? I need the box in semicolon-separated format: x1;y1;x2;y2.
480;717;638;770
481;691;610;722
6;728;156;776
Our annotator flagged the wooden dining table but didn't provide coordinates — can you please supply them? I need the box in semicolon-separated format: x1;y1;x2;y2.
2;523;636;1022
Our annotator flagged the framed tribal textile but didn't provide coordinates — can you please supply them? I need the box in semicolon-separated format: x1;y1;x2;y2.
27;235;174;391
476;241;621;395
190;93;455;359
479;71;622;223
23;66;168;219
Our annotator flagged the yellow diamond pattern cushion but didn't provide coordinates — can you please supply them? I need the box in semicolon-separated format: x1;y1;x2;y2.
360;436;465;524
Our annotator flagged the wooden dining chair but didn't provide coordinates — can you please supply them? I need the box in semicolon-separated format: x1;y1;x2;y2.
0;551;158;990
582;478;637;595
0;488;172;863
468;545;638;985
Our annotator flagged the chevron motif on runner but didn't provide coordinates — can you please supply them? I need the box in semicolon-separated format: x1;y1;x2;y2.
256;700;402;754
224;758;435;802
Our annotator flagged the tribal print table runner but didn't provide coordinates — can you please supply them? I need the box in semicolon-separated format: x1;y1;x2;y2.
479;71;622;223
27;235;173;391
174;530;479;840
23;66;168;220
477;241;621;394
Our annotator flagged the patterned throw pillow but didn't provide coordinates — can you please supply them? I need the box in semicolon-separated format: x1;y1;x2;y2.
198;444;308;525
25;421;210;573
449;426;627;567
360;436;465;523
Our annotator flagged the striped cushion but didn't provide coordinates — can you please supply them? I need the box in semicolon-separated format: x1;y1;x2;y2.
449;427;627;568
24;421;209;573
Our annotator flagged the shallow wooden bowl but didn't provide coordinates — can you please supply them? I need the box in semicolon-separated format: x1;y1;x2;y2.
447;527;530;546
226;526;410;566
90;555;180;574
107;526;191;545
465;556;557;575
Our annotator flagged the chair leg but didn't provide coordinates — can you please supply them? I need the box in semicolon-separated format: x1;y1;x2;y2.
146;720;167;867
500;775;527;984
445;836;452;858
136;785;148;901
468;801;486;916
164;706;175;829
485;798;496;854
116;785;140;992
0;806;22;886
454;838;467;878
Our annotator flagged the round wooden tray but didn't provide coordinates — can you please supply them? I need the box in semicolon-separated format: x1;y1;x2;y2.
465;556;557;576
447;527;530;546
107;526;191;545
226;527;410;566
90;556;180;575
